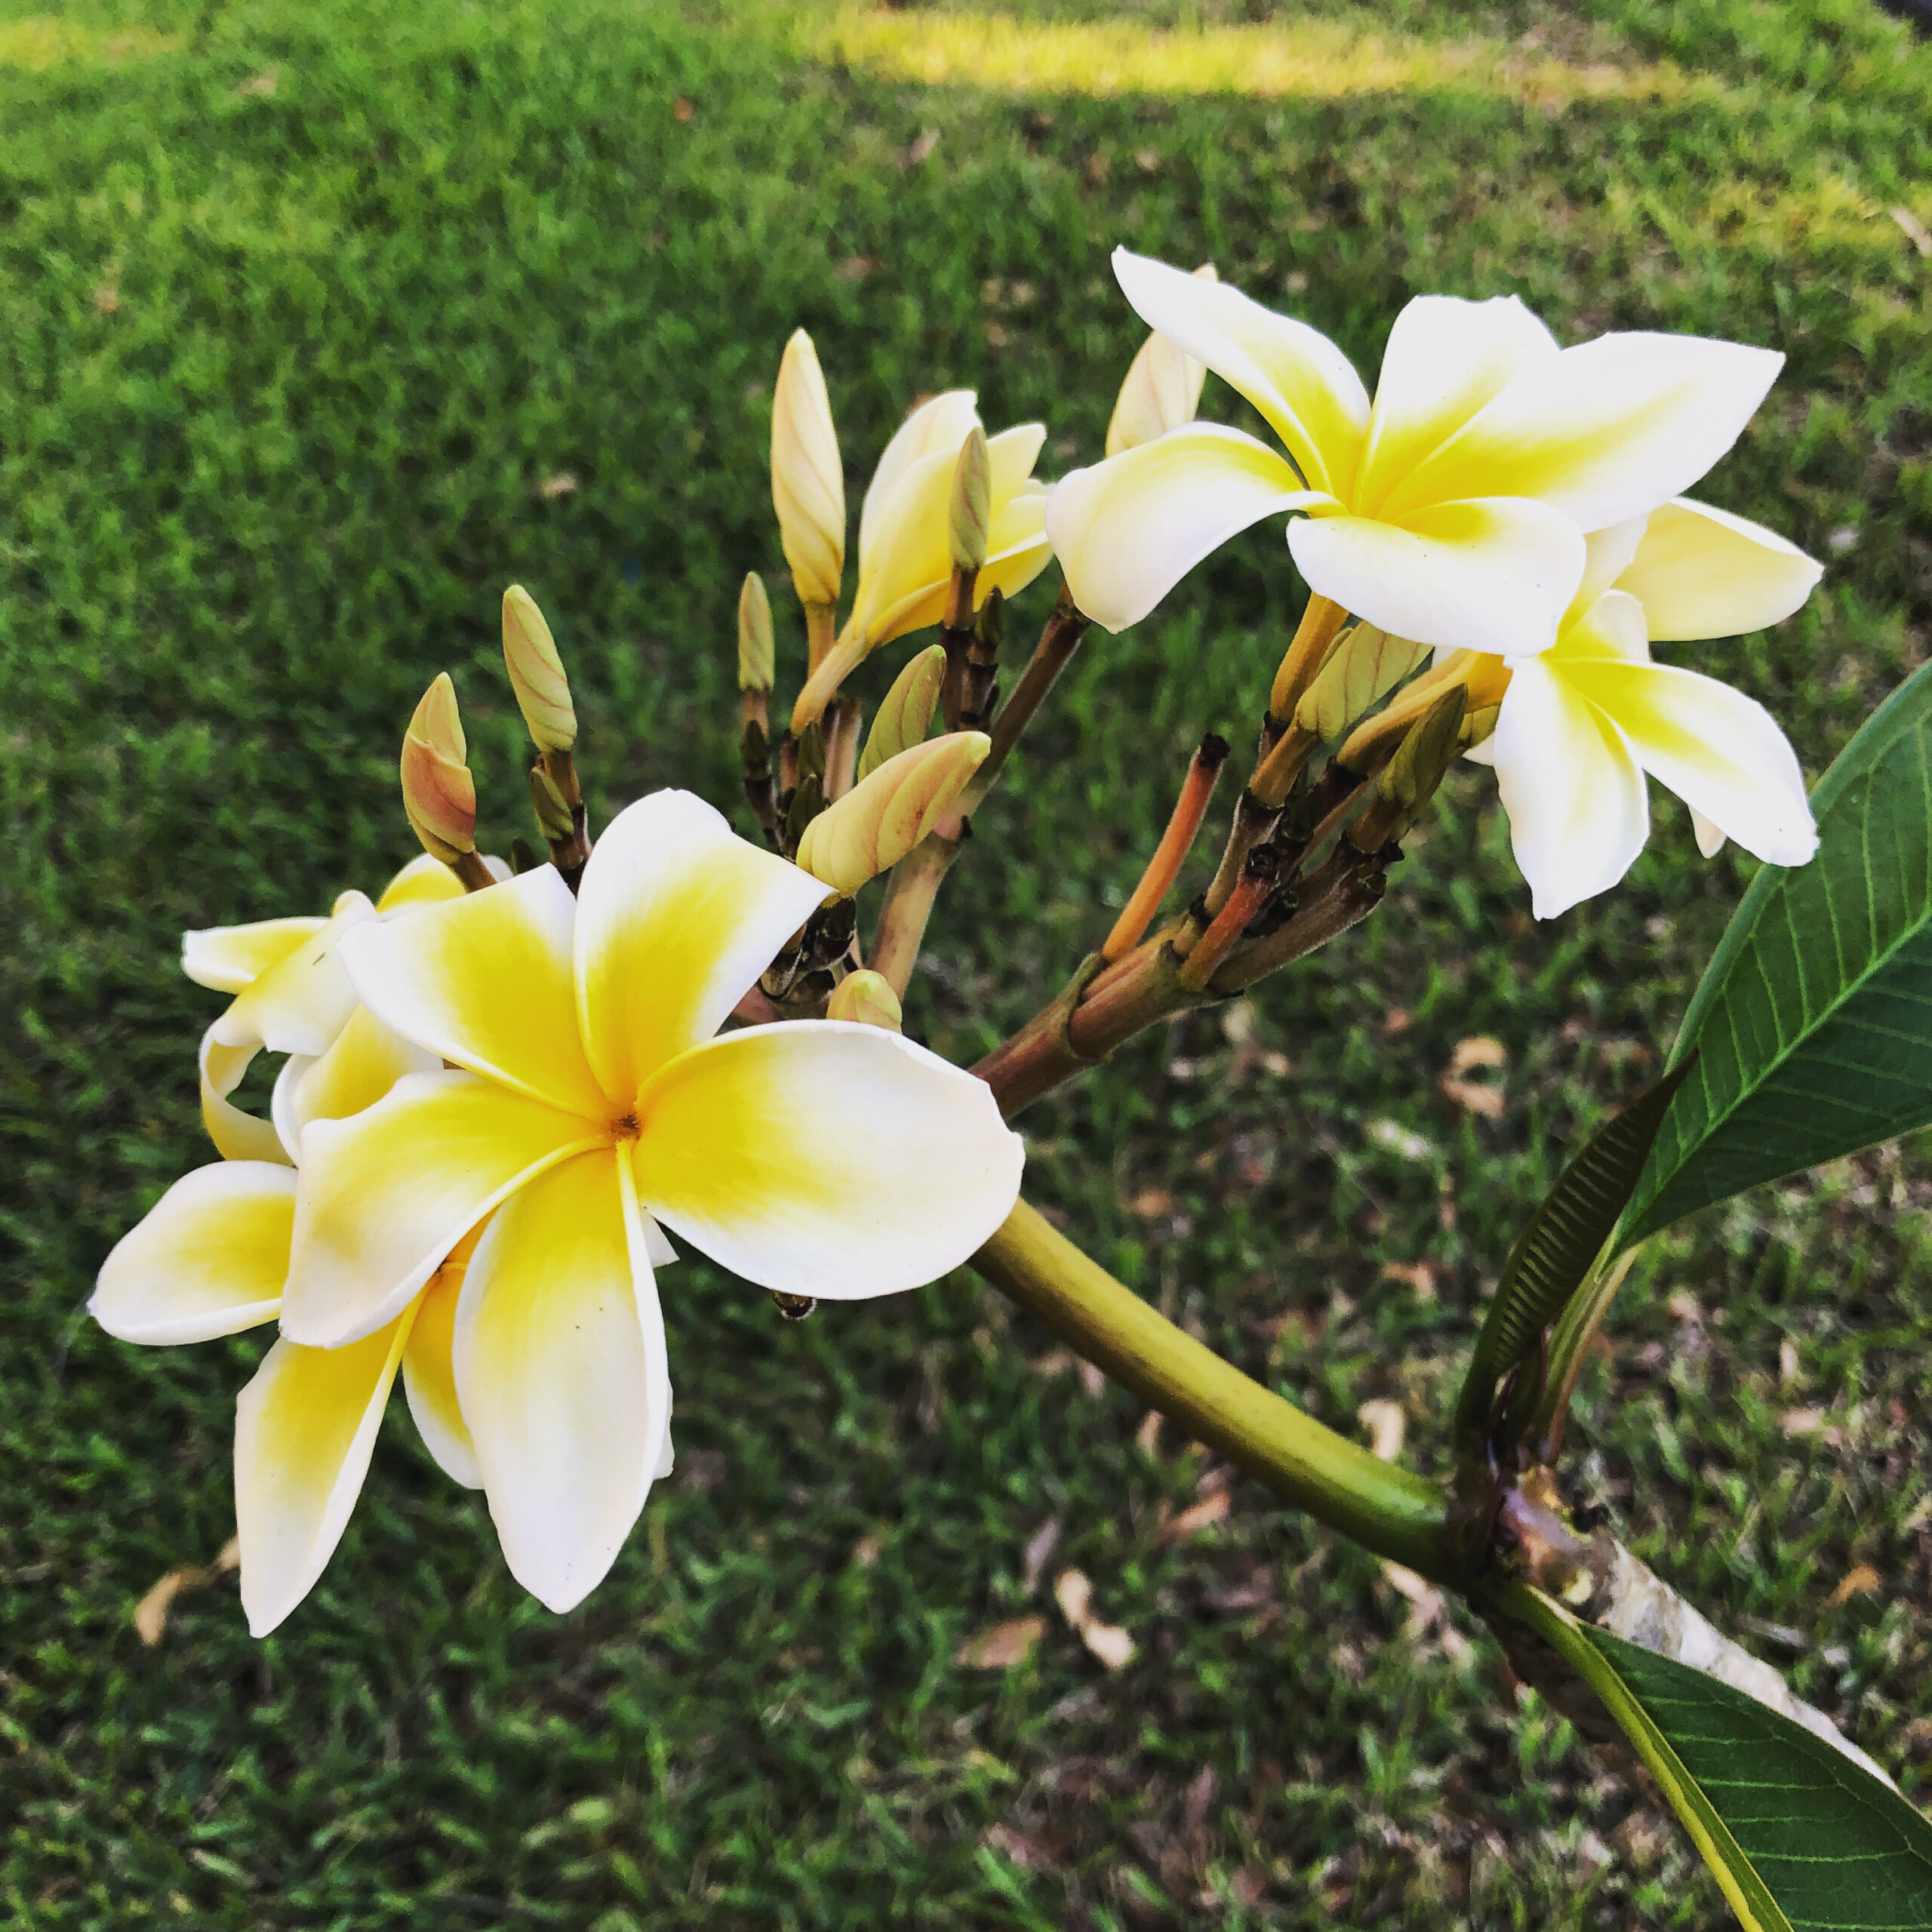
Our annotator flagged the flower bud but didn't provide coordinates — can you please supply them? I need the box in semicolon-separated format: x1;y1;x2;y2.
772;329;845;608
826;969;903;1032
1105;263;1216;457
1292;625;1431;742
738;572;776;691
947;426;992;574
529;762;575;844
501;585;577;755
858;642;946;780
794;732;989;896
401;673;477;862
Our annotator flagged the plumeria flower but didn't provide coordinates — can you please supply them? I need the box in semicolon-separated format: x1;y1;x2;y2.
1048;249;1785;657
90;990;472;1636
793;392;1054;724
187;854;497;1163
283;790;1024;1614
1466;498;1824;916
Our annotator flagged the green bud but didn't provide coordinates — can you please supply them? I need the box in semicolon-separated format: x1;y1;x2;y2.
948;426;992;574
737;572;775;692
858;643;946;781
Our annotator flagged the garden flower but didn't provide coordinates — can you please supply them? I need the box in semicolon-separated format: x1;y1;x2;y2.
1048;250;1784;657
188;854;487;1164
90;990;472;1636
1468;498;1823;916
283;789;1025;1612
1106;263;1215;457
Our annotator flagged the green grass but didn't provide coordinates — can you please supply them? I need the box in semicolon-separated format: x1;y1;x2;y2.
4;0;1931;1923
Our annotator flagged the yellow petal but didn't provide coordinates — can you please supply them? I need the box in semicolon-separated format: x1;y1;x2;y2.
1380;331;1783;532
1112;248;1370;497
200;1023;291;1165
182;916;326;994
401;1227;484;1489
1615;497;1823;641
454;1151;669;1613
1046;423;1323;633
846;442;958;647
283;1070;603;1348
859;389;981;561
573;790;829;1103
91;1161;293;1344
270;1004;441;1162
1288;496;1585;658
634;1023;1024;1301
1488;654;1649;918
337;865;608;1120
234;1308;414;1636
1353;294;1560;516
374;853;467;912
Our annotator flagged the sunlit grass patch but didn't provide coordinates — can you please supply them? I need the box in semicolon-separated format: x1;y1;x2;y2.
0;16;182;69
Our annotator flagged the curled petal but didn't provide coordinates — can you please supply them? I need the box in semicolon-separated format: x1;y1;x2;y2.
375;854;468;912
1616;497;1823;641
201;1024;292;1165
1048;424;1324;632
1354;294;1561;515
1289;496;1586;658
1561;518;1650;633
1107;272;1214;457
338;865;608;1121
402;1230;484;1489
271;1004;441;1161
91;1161;293;1344
211;891;376;1062
1490;654;1650;918
795;734;990;895
1112;248;1369;496
1383;330;1783;531
1564;654;1817;868
574;791;829;1102
454;1152;669;1613
235;1309;413;1635
283;1070;603;1348
634;1023;1024;1301
182;916;325;995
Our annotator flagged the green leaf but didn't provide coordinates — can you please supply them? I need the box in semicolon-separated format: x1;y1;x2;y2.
1454;1062;1693;1443
1623;661;1932;1247
1500;1584;1932;1932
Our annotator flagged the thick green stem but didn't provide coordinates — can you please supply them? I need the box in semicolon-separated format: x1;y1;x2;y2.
973;1199;1455;1580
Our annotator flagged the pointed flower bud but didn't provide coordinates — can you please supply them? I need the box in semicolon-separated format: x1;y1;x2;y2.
738;572;776;691
529;762;574;844
401;673;477;862
858;643;946;780
1292;624;1432;741
501;586;576;755
827;969;903;1032
772;329;845;608
1105;263;1216;457
794;732;989;896
948;426;992;574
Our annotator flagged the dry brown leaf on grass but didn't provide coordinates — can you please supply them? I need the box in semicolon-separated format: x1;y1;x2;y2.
1448;1035;1508;1073
537;472;578;500
955;1617;1046;1669
237;68;278;97
1020;1518;1060;1592
134;1537;239;1645
1054;1568;1136;1670
1135;1409;1164;1457
1441;1034;1508;1116
1159;1490;1230;1544
1357;1398;1406;1462
1379;1260;1438;1301
1829;1564;1882;1606
1440;1075;1507;1118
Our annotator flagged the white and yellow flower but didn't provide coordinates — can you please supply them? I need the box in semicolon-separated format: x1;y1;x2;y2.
1048;250;1784;657
1466;499;1823;916
89;993;471;1637
282;789;1025;1614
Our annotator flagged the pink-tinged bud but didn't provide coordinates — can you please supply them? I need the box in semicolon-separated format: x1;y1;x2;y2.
857;642;946;780
772;330;845;608
826;969;903;1032
738;572;776;691
793;732;989;895
501;585;577;755
401;673;477;862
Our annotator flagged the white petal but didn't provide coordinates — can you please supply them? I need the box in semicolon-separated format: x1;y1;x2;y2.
633;1022;1024;1301
1692;808;1728;859
1384;331;1783;531
283;1070;602;1348
182;916;326;994
1046;424;1324;632
209;892;376;1060
454;1151;669;1613
573;790;829;1103
1564;655;1817;868
235;1310;412;1635
1112;248;1370;495
1561;518;1650;632
1354;294;1560;514
1288;496;1586;657
1106;328;1208;457
1490;655;1651;918
199;1024;291;1165
1615;497;1824;640
337;866;608;1120
91;1161;293;1344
